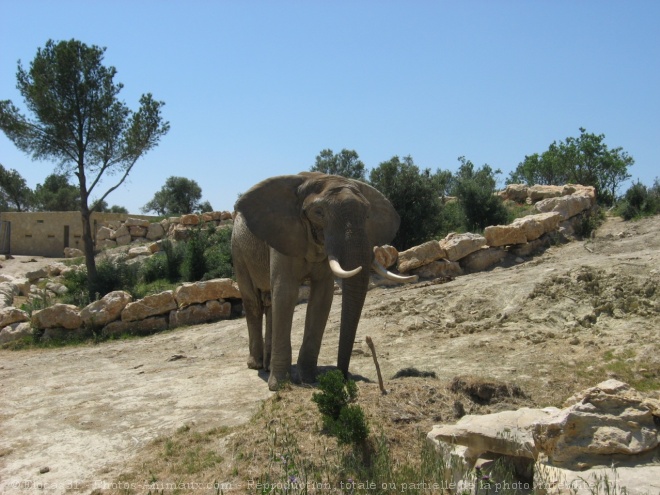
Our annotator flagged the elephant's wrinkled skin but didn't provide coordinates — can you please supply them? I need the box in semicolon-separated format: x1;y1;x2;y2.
232;172;412;391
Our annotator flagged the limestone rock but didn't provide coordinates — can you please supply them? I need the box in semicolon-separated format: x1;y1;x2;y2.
498;184;529;203
113;224;129;239
170;300;231;327
115;234;132;246
122;291;177;322
535;193;593;220
175;278;241;307
532;380;660;466
528;185;567;202
428;407;558;460
440;233;487;262
127;245;152;259
412;259;463;279
0;281;20;308
32;304;82;330
484;225;527;247
102;316;169;337
125;217;150;228
128;225;147;237
510;237;550;257
64;247;84;258
97;239;118;250
511;212;563;241
96;226;114;241
374;245;398;269
45;282;68;296
397;241;446;273
146;222;165;240
180;214;200;226
26;267;48;282
0;306;29;328
0;321;32;344
80;291;133;328
460;247;507;273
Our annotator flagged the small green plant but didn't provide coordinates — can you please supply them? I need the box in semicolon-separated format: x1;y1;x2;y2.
312;370;370;446
181;228;208;282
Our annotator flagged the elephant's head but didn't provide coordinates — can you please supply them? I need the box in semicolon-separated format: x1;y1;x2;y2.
235;172;413;376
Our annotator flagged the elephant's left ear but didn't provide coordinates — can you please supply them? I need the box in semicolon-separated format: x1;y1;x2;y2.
235;175;309;257
353;181;401;247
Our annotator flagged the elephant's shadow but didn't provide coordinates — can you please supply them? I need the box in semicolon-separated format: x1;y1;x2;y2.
256;365;372;387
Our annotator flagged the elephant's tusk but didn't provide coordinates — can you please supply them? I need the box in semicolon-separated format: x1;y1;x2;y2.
328;256;362;279
372;259;419;283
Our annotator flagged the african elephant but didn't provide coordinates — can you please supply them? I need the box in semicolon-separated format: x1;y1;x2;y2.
232;172;416;391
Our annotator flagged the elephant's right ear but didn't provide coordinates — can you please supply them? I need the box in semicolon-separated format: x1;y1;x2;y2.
235;175;309;258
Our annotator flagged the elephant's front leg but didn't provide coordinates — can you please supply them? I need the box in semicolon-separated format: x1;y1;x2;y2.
297;266;334;383
268;252;303;391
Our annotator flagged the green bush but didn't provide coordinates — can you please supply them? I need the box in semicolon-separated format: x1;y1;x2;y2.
312;370;369;446
181;228;208;282
202;226;233;280
618;179;660;220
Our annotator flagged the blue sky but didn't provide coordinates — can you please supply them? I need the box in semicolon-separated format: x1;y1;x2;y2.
1;1;658;213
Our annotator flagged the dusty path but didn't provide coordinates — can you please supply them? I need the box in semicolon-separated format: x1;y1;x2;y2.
1;215;659;493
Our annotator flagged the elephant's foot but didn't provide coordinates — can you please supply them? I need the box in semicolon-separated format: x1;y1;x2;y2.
268;369;291;391
247;355;263;370
296;363;317;384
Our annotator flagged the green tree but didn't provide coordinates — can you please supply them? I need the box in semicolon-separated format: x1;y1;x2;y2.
508;128;633;205
311;148;366;181
450;157;508;231
369;155;443;249
0;39;169;291
33;173;80;211
142;176;209;215
0;164;33;211
90;198;128;213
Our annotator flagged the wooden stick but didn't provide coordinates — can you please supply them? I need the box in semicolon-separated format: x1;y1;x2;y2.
365;336;387;395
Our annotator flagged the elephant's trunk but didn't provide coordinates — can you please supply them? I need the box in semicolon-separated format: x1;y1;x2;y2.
326;229;371;378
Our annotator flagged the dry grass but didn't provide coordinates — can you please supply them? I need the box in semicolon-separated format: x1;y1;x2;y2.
97;374;537;494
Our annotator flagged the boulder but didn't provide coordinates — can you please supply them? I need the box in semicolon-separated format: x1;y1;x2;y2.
0;306;30;328
80;291;133;328
45;282;68;296
46;262;68;277
169;300;232;328
535;194;593;220
412;259;463;279
128;225;147;238
64;247;84;258
97;239;118;250
532;379;660;466
498;184;529;203
484;225;527;247
26;267;48;282
510;237;550;258
180;214;200;226
125;217;150;228
127;245;152;259
528;185;567;202
0;322;32;344
112;224;130;239
115;234;132;246
374;245;398;269
32;304;82;330
511;212;563;241
146;222;165;240
460;247;507;273
96;226;114;241
428;407;558;460
102;316;169;337
0;281;20;308
397;241;447;273
175;279;241;307
122;291;177;322
439;233;487;262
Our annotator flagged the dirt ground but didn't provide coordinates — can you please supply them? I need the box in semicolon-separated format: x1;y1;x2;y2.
0;215;659;493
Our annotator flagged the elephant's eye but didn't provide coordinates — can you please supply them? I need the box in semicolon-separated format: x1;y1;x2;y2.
313;207;324;218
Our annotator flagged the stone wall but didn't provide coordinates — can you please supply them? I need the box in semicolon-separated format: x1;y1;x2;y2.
373;184;596;281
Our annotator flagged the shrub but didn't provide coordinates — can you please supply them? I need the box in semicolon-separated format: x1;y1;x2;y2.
619;179;660;220
312;370;369;446
181;228;208;282
202;226;233;280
